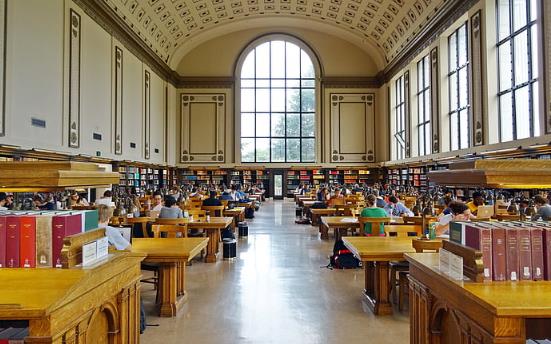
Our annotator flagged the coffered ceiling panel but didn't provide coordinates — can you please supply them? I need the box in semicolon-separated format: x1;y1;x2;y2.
103;0;444;68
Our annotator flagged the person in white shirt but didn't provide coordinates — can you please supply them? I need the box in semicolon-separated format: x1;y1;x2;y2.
97;204;131;250
151;192;163;212
435;201;473;236
95;190;114;207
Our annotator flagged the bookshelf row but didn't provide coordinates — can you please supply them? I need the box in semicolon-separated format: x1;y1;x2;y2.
115;164;177;192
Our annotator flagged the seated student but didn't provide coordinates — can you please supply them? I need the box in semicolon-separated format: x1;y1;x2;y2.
466;191;485;215
316;187;329;202
219;191;233;201
95;190;114;207
229;185;240;201
69;191;89;208
203;191;222;206
385;195;414;217
151;191;163;212
0;192;8;210
33;194;55;210
159;196;183;219
372;189;387;209
440;196;453;216
97;204;131;250
532;195;551;221
360;194;388;236
435;201;473;236
328;188;345;207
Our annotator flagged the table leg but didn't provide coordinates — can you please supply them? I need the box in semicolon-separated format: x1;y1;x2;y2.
204;228;220;263
158;262;186;317
320;224;329;240
311;214;318;226
363;260;393;315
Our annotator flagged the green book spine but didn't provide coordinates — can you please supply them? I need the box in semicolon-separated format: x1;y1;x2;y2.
84;210;99;231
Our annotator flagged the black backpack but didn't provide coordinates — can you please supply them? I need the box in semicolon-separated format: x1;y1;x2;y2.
328;239;361;269
245;207;255;219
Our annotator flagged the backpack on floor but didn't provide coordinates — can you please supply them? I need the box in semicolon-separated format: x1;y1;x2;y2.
328;239;361;269
245;207;255;219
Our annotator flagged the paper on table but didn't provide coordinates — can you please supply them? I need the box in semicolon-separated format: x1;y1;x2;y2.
340;218;358;223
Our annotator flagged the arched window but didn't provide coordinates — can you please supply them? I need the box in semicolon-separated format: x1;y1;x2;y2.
237;37;317;163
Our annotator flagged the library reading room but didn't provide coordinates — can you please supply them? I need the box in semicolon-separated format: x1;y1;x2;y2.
1;0;551;343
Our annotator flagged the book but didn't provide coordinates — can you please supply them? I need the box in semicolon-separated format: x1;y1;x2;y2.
530;226;545;281
35;215;54;268
464;223;493;280
449;221;469;245
0;215;6;268
505;227;520;281
491;225;507;281
19;216;36;268
52;214;82;268
518;227;532;280
544;227;551;280
5;216;20;268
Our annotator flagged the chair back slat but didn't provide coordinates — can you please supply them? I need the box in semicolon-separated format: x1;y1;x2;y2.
384;224;422;238
151;224;188;238
201;205;225;217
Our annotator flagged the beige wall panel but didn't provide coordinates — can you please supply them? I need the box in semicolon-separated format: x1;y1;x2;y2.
2;0;64;150
177;28;378;77
79;11;112;156
189;103;216;154
121;47;143;161
166;84;177;166
339;103;366;154
149;71;165;163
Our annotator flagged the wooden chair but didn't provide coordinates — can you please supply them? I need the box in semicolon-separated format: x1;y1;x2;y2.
190;199;203;209
357;217;391;236
202;205;225;217
188;209;207;219
125;217;153;238
384;224;422;237
334;203;355;216
151;224;188;238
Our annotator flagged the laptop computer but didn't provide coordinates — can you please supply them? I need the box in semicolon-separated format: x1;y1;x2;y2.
476;205;494;219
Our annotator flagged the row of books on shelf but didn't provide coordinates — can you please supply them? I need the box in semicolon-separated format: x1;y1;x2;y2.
450;221;551;281
0;210;99;268
0;327;28;343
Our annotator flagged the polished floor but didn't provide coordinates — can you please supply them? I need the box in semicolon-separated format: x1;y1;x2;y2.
141;199;409;343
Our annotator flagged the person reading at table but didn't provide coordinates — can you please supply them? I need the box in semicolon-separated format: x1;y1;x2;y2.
360;194;388;236
466;191;485;215
203;191;222;206
151;191;163;212
97;204;131;250
435;201;473;236
159;196;183;219
385;196;414;217
532;195;551;221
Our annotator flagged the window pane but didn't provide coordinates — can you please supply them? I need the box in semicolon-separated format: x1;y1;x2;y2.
256;113;270;137
458;25;468;66
301;50;314;78
241;113;255;137
424;56;430;88
241;52;255;78
498;0;510;41
286;79;300;88
449;32;457;69
513;0;527;32
271;89;285;112
301;138;315;162
256;138;270;162
255;43;270;78
500;92;514;142
286;113;300;137
459;109;469;149
514;30;529;85
459;67;469;108
498;43;512;91
301;79;315;87
256;79;269;88
417;61;423;91
256;89;270;112
271;113;285;137
531;26;539;79
286;88;300;112
271;41;285;78
425;123;431;155
301;89;315;112
286;43;301;78
425;91;431;122
450;112;458;151
241;138;255;162
241;79;255;88
530;0;537;22
271;138;285;162
449;72;458;111
272;79;285;88
533;81;540;135
286;139;300;162
417;92;423;123
241;89;255;112
302;113;315;137
515;86;530;139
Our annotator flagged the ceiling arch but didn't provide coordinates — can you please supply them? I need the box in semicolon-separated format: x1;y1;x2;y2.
104;0;444;72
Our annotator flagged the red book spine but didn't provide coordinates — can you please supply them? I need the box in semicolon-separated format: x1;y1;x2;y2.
51;216;67;268
480;228;493;281
544;228;551;280
518;228;532;280
5;217;20;268
506;228;520;281
66;214;82;236
530;227;544;281
492;227;506;281
19;216;36;268
0;216;6;268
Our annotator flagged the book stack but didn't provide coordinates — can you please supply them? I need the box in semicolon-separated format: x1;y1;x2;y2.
0;327;28;344
450;221;551;281
0;210;98;268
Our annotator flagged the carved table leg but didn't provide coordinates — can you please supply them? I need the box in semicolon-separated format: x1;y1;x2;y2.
204;228;220;263
363;260;393;315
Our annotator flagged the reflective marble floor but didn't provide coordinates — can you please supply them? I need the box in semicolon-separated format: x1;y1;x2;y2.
141;199;409;344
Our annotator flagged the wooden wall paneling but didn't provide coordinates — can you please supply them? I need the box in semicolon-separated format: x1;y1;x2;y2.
144;70;151;159
404;71;411;158
470;10;484;146
329;93;375;163
114;46;123;155
180;94;225;163
69;9;81;148
430;47;440;153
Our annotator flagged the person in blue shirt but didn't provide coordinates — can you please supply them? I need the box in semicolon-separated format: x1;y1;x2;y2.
385;195;414;217
219;191;233;201
203;191;222;206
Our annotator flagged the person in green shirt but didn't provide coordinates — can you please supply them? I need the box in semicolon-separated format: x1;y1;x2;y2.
360;194;388;236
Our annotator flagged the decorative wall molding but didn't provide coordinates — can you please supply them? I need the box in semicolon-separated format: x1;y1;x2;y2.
114;46;123;155
180;94;226;163
321;76;383;89
68;9;81;149
178;77;234;89
330;93;375;163
144;70;151;159
430;47;440;153
470;10;484;146
404;71;411;158
0;0;5;137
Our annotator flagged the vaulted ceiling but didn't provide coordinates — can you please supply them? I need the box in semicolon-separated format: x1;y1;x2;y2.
104;0;445;71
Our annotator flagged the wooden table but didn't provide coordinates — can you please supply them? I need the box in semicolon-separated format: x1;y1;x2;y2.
320;216;360;240
132;238;208;317
224;207;245;228
188;217;234;263
343;236;415;315
0;252;144;343
310;208;336;226
406;253;551;343
411;238;443;252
